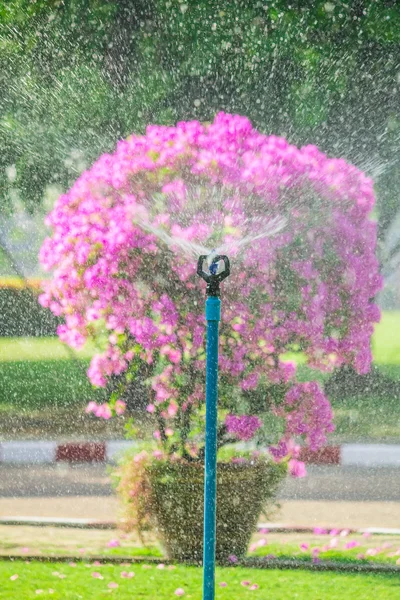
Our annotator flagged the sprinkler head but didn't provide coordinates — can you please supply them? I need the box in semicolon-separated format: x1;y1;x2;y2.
197;253;230;297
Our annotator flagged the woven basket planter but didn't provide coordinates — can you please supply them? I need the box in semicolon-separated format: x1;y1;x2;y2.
146;459;285;563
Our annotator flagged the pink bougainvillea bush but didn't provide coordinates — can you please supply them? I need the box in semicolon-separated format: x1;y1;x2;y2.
40;112;382;474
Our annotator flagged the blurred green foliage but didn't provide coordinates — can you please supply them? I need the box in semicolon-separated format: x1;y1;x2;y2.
1;0;400;238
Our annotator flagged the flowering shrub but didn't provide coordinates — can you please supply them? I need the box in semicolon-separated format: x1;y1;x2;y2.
40;112;381;474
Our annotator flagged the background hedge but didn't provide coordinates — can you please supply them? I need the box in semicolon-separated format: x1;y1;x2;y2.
0;279;60;337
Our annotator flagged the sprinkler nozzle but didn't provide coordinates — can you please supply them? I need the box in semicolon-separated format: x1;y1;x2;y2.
197;254;230;297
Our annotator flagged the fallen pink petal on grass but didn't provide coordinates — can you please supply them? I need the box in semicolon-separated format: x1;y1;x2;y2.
69;562;76;567
10;575;18;581
313;528;327;535
156;563;165;569
219;582;227;587
356;554;365;560
344;540;360;550
249;584;259;590
300;543;309;551
91;572;104;580
257;538;267;547
121;571;134;578
340;529;350;537
175;588;185;596
241;581;251;587
108;582;118;589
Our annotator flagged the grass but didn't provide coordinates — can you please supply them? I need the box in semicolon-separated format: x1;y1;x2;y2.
0;526;399;568
0;311;399;440
0;560;399;600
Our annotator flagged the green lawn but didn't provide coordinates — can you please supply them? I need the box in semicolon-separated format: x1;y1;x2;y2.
0;561;398;600
372;311;400;365
0;312;399;441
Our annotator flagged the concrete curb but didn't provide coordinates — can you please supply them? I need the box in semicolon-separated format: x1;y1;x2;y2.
0;441;399;466
1;554;398;573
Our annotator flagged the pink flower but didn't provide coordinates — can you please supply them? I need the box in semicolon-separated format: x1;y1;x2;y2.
107;539;120;548
289;459;307;478
115;400;126;415
225;415;262;441
174;589;185;596
228;554;238;564
40;113;381;465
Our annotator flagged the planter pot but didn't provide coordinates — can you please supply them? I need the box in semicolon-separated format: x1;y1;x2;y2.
147;459;286;563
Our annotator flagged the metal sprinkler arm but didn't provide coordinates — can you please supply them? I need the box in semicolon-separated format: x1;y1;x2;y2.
197;254;230;297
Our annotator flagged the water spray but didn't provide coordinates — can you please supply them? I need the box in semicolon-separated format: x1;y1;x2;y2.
197;252;230;600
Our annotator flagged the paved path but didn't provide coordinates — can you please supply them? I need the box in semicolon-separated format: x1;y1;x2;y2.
0;464;398;529
0;497;398;530
0;464;399;501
